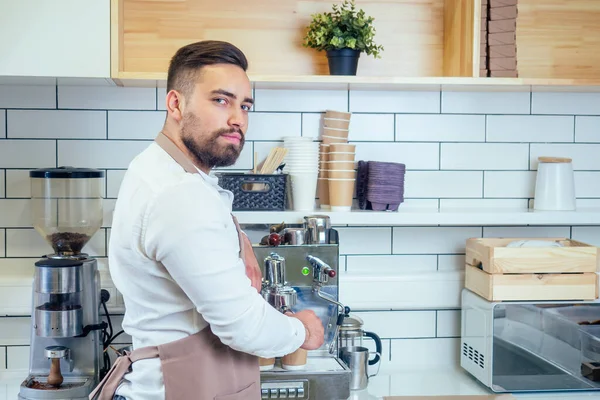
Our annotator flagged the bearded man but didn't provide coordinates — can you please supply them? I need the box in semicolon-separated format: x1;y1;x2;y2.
94;41;324;400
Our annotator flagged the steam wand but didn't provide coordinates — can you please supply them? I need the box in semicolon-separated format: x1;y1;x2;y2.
305;255;351;354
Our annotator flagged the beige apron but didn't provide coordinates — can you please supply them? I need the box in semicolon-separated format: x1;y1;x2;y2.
89;132;260;400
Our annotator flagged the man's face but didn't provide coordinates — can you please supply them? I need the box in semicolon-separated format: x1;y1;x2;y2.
180;64;253;169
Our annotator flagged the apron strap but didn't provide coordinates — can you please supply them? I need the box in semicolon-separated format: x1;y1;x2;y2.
231;214;245;260
155;131;198;174
89;346;159;400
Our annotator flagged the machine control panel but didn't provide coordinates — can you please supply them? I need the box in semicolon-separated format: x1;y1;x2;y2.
260;381;307;399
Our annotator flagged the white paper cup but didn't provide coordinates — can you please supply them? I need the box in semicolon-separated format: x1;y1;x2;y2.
291;173;319;211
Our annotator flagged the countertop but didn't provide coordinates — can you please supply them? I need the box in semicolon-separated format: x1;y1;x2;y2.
4;367;600;400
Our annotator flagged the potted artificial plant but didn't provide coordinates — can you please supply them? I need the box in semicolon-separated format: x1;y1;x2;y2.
303;0;384;76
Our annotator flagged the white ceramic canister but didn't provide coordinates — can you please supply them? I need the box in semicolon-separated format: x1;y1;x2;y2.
533;156;576;211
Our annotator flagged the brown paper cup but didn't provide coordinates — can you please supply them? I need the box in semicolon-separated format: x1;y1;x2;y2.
259;357;275;371
322;135;348;144
329;152;355;162
320;143;331;152
323;118;350;130
330;143;356;152
325;110;351;120
323;127;349;138
329;170;356;179
328;161;355;170
282;348;308;370
318;178;329;207
329;178;355;211
319;165;328;178
320;152;329;162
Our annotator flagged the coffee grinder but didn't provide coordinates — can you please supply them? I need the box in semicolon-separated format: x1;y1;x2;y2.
19;167;106;400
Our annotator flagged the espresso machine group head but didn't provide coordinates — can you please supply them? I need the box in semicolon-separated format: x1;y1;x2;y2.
19;167;106;400
254;215;352;400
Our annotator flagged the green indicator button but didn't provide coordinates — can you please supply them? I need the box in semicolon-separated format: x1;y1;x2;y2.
301;266;310;276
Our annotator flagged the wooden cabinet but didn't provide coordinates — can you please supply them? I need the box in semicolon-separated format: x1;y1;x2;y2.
107;0;600;88
0;0;110;78
515;0;600;79
111;0;480;81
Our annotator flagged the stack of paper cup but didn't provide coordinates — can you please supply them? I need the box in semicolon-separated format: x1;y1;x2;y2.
322;110;351;144
326;143;356;211
283;137;319;211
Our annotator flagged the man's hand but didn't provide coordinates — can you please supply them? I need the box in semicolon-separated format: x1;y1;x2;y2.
242;233;262;293
287;310;325;350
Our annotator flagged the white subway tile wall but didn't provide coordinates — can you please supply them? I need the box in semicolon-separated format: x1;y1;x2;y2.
575;116;600;143
0;84;599;370
395;114;485;142
8;110;107;139
0;229;4;257
0;169;4;198
0;110;6;138
531;92;600;115
350;91;440;113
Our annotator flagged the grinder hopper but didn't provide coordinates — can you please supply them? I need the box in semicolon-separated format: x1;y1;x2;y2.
30;167;104;256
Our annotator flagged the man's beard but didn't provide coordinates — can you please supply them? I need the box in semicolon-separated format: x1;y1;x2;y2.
180;112;245;169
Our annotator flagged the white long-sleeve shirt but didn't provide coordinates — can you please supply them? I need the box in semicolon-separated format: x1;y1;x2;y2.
109;141;305;400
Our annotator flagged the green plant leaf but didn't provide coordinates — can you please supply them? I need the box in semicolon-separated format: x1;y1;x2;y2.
302;0;384;58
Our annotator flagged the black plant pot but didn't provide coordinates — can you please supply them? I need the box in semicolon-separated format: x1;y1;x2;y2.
326;48;360;76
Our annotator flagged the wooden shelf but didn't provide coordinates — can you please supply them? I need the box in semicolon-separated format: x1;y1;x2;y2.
113;74;600;91
111;0;600;88
111;0;479;81
233;208;600;226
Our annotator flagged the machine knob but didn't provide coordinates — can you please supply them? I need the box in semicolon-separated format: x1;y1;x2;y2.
268;233;281;247
326;268;336;278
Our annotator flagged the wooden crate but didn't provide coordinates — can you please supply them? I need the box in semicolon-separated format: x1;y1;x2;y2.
465;237;599;301
465;265;598;301
466;237;599;274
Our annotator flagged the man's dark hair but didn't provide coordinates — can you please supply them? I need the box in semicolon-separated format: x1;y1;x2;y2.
166;40;248;98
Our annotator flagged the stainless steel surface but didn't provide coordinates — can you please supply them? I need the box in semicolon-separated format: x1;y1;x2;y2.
34;307;83;338
262;285;298;313
255;241;351;399
254;244;341;354
338;314;383;366
264;252;287;286
306;254;347;354
461;289;600;393
340;346;378;391
18;376;94;400
44;346;69;359
283;228;307;245
35;266;82;294
306;255;335;286
303;215;331;244
259;357;351;399
21;257;103;400
340;315;363;339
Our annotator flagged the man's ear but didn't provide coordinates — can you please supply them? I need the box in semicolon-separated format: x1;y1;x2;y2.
165;90;185;122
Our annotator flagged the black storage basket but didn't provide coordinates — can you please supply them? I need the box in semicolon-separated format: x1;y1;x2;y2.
217;173;288;211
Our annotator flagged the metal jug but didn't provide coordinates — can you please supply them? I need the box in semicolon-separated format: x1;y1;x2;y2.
338;314;382;366
303;215;331;244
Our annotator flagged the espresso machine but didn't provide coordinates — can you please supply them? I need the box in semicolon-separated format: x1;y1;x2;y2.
19;167;106;400
253;215;352;399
